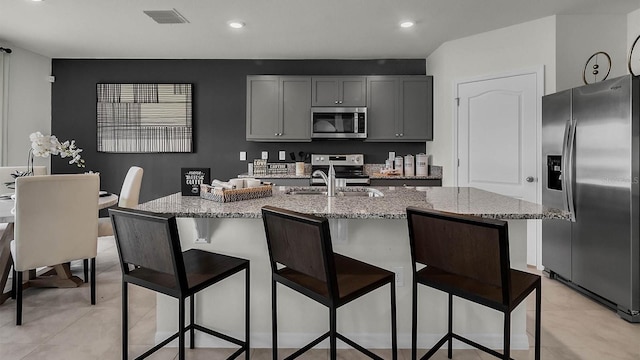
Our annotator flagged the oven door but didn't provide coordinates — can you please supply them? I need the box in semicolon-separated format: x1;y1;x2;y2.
311;107;366;139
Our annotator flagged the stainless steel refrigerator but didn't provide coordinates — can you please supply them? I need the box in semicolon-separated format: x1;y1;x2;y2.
542;75;639;322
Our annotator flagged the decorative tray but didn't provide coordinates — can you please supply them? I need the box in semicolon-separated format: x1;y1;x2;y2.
200;184;273;203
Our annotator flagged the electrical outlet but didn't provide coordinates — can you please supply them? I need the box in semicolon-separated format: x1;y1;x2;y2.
240;151;246;161
194;238;209;244
279;151;286;161
392;266;404;287
261;151;268;160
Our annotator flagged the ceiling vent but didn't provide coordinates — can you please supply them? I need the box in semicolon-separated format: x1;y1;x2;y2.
143;9;189;24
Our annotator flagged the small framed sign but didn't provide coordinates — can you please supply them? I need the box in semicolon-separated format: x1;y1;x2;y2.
181;168;210;196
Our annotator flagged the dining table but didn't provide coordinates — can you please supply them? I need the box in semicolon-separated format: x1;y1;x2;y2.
0;192;118;304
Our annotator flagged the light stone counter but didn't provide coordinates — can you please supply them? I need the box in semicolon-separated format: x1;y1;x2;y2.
137;186;567;220
137;187;566;351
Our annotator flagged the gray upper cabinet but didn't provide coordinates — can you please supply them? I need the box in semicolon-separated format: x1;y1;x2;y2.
366;75;433;142
312;77;366;106
246;76;311;141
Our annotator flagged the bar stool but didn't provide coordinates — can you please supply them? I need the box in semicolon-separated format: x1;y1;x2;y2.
261;206;397;360
109;207;250;360
406;207;541;360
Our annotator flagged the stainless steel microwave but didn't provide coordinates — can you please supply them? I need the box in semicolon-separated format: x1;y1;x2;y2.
311;107;367;139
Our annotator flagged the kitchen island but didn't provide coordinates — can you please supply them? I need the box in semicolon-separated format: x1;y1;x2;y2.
136;186;566;350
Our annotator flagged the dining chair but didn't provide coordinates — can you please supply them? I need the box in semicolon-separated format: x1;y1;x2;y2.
261;205;397;360
98;166;144;237
406;207;541;360
109;207;250;360
11;174;100;325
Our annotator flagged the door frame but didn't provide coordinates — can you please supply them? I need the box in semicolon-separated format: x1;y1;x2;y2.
452;66;544;269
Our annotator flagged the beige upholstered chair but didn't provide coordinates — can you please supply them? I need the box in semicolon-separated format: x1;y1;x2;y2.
11;174;99;325
98;166;143;237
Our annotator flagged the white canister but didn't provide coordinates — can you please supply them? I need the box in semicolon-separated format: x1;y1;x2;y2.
394;156;404;175
415;153;429;176
404;154;415;176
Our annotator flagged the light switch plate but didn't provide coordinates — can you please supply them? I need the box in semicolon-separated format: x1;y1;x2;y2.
240;151;246;161
261;151;269;160
279;151;286;161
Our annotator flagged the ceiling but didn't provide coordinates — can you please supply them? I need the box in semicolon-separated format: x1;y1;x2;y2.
1;0;639;59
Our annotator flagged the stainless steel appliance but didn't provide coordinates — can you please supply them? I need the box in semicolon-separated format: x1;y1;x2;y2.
311;154;369;185
311;107;367;139
542;75;639;322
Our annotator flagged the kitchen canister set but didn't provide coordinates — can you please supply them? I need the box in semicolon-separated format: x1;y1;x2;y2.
389;153;429;176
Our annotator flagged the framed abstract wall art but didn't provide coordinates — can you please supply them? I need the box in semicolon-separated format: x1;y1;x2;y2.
97;83;193;153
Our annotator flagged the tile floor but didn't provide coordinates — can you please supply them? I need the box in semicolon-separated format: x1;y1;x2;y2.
0;236;639;359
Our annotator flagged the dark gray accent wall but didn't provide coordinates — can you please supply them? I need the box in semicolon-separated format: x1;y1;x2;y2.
51;59;426;202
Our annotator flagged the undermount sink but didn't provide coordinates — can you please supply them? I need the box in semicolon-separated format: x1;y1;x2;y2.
286;188;384;197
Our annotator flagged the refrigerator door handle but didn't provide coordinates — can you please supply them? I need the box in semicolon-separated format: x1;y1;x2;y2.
563;118;577;222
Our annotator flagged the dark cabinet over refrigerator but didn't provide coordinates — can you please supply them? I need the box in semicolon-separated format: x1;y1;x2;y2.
542;75;639;322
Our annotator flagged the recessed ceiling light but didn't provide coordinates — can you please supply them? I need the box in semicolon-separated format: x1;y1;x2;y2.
400;21;415;28
228;21;245;29
31;0;44;2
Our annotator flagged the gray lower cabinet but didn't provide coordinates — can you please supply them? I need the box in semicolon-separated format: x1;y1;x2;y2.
312;76;366;106
369;178;441;187
366;76;433;142
246;76;311;141
256;178;311;186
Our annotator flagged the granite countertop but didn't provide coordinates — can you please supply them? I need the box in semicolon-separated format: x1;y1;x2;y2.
238;164;443;180
137;186;568;220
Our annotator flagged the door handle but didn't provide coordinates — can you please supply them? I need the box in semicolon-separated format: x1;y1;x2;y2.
526;176;534;182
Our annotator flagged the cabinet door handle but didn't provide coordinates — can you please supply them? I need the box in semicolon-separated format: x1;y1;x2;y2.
400;133;403;137
334;100;338;104
395;133;399;137
274;133;278;136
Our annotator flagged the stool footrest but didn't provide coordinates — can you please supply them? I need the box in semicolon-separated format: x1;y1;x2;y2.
336;333;384;360
284;332;330;360
423;332;515;360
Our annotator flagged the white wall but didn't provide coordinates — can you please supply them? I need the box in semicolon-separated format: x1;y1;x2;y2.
629;8;640;74
425;16;556;185
556;15;627;91
1;43;51;167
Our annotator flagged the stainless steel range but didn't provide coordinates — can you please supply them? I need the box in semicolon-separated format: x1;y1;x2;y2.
311;154;369;186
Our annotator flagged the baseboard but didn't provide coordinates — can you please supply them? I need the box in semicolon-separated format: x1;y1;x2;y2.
155;331;530;350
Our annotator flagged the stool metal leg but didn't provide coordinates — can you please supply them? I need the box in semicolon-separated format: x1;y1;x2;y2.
245;265;250;360
391;281;397;360
448;293;453;359
330;305;337;360
272;278;278;360
535;284;541;360
122;281;128;360
503;312;511;360
179;297;185;360
412;277;417;360
190;295;195;349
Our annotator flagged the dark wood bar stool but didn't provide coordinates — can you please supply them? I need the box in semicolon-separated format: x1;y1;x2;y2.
406;207;541;360
261;206;397;360
109;207;250;360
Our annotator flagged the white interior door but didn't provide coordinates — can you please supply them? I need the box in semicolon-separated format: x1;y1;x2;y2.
456;69;542;266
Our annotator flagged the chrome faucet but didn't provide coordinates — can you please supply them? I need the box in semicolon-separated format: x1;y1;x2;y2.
312;162;336;197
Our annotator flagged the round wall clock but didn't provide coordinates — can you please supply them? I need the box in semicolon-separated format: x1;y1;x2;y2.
629;35;640;77
583;51;611;85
